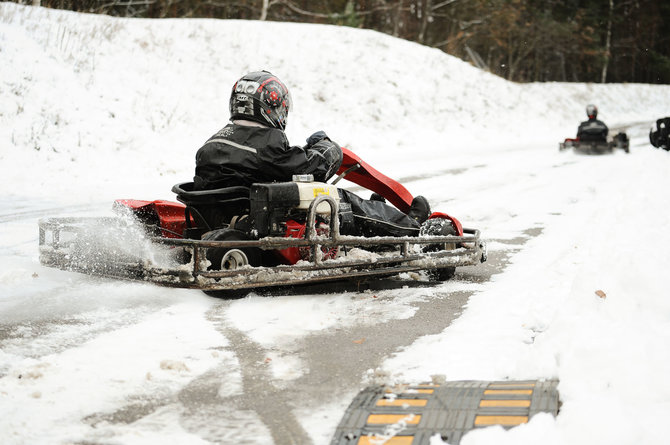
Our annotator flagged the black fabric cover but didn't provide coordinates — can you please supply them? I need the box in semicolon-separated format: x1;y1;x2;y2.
339;189;420;237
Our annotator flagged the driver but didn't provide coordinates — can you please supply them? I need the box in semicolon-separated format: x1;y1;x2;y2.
192;71;430;237
577;104;609;142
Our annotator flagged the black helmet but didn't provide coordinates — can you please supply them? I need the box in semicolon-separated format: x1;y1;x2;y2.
586;104;598;119
229;71;291;130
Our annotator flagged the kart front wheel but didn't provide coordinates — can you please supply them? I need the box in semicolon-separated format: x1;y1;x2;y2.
420;217;458;282
428;267;456;281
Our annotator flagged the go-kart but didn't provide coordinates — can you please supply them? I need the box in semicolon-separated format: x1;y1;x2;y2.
649;117;669;151
559;132;629;154
38;148;486;296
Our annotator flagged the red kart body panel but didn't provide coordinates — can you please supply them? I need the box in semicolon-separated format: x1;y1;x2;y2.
114;199;192;239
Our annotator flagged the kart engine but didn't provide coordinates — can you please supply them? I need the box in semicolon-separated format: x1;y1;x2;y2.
250;176;341;237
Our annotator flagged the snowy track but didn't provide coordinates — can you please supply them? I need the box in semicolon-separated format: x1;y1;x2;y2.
0;148;552;444
0;189;518;444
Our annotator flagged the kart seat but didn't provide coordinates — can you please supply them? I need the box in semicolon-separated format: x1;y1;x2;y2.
171;182;250;233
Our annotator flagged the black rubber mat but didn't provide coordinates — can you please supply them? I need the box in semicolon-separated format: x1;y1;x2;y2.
330;379;560;445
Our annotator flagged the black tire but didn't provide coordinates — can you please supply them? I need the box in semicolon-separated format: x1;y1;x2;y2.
204;289;251;299
201;229;261;271
200;229;263;299
420;218;458;282
420;218;457;250
428;267;456;281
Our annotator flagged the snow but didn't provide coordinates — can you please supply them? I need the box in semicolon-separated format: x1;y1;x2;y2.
2;3;670;445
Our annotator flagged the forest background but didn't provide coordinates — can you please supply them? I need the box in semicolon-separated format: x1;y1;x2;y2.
9;0;670;84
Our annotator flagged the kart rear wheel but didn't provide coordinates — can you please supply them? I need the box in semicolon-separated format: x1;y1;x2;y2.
202;229;261;271
201;229;261;299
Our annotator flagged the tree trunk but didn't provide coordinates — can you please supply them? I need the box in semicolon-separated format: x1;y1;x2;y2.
418;0;432;44
601;0;614;83
558;51;566;82
260;0;269;21
393;0;404;37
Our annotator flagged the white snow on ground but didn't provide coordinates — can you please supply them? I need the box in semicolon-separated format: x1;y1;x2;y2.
1;3;670;445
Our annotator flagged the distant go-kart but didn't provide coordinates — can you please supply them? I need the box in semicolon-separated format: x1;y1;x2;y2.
559;132;629;154
38;148;486;297
649;117;669;151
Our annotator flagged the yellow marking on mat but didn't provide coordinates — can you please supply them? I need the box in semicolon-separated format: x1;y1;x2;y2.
367;414;421;425
376;398;427;407
488;382;536;388
474;415;529;426
409;389;434;394
479;399;531;408
484;389;533;395
358;436;414;445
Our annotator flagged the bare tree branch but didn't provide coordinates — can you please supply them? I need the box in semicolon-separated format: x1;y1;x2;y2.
431;0;463;11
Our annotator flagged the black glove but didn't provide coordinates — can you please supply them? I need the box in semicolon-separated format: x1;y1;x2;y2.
307;138;343;182
306;131;329;147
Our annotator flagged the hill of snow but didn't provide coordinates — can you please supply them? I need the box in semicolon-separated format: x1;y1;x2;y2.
1;2;668;205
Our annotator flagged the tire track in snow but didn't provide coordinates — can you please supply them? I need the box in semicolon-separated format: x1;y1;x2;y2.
209;305;311;445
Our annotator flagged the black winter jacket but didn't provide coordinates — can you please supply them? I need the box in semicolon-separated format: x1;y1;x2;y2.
577;118;609;142
194;122;343;190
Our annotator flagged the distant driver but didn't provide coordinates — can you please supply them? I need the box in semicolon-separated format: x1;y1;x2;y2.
577;104;609;142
